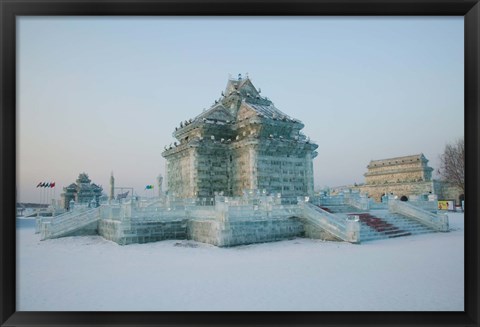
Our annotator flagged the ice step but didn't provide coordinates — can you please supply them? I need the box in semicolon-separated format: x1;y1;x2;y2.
351;211;437;242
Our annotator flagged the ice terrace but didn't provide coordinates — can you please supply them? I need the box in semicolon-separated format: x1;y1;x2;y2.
36;190;449;247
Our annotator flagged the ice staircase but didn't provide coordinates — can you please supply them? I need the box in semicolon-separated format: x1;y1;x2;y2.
318;205;437;242
349;212;411;241
40;207;101;240
347;211;436;242
381;212;435;235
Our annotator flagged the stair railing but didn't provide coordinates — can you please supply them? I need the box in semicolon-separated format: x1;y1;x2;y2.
300;202;361;243
40;207;100;240
388;200;448;232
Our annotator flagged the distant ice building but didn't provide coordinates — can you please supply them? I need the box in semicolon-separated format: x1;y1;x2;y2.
352;154;463;205
355;154;435;201
61;173;103;210
162;75;318;199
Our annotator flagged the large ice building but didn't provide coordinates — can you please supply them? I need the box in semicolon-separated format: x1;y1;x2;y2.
38;77;449;247
162;75;318;199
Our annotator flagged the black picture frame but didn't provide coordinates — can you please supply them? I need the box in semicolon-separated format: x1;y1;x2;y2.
1;1;478;326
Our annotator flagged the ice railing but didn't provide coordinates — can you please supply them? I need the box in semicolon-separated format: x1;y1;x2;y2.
137;198;163;208
214;195;300;222
311;195;345;206
300;202;361;243
223;204;300;221
99;193;305;223
36;206;91;233
369;201;388;210
99;201;178;222
313;190;369;210
130;209;187;221
40;207;100;240
344;193;370;211
101;198;214;222
389;200;448;232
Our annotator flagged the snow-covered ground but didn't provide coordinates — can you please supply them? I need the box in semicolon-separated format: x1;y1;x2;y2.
16;213;464;311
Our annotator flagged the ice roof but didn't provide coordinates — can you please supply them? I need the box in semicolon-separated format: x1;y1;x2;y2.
244;102;297;122
369;153;427;165
193;104;233;122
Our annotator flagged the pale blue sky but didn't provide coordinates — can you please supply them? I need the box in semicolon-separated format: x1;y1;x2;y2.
17;17;464;203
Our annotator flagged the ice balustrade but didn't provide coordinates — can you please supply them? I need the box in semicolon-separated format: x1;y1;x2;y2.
388;200;448;232
214;195;299;222
300;202;360;243
315;195;345;206
136;198;163;208
369;201;388;210
129;209;187;221
406;200;438;213
312;191;369;210
40;207;100;240
224;205;289;221
344;193;370;211
100;197;215;222
100;202;181;222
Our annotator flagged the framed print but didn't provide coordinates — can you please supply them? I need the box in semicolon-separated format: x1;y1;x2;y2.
1;0;479;326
